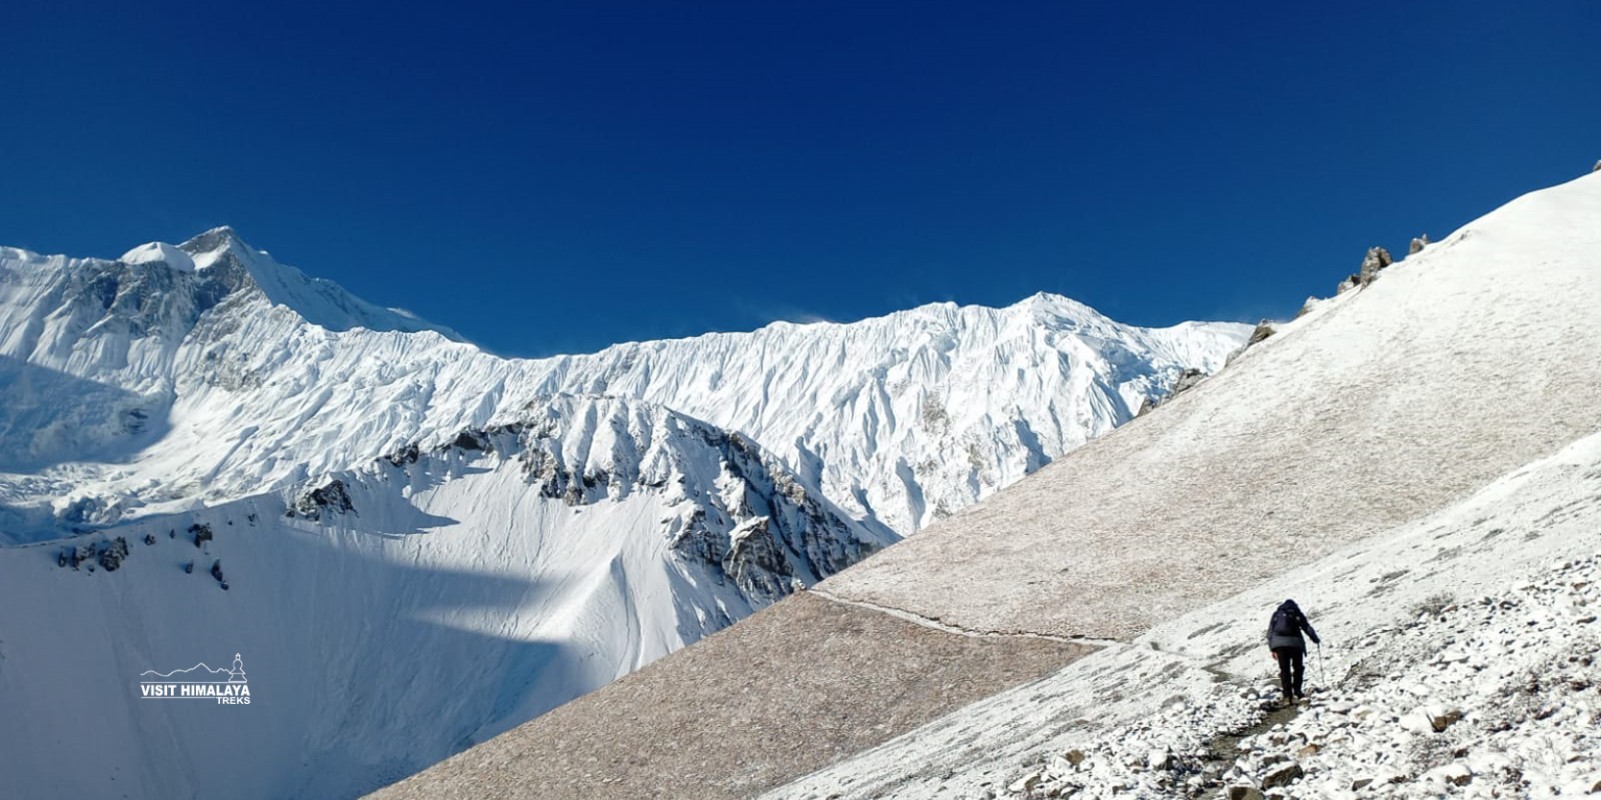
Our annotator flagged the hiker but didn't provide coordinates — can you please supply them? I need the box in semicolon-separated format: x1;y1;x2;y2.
1267;599;1320;704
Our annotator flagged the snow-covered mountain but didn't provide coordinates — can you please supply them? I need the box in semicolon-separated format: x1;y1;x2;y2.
0;226;1245;542
0;392;882;799
369;169;1601;800
0;227;1246;799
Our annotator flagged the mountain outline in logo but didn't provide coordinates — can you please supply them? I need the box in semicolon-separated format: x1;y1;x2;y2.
138;653;251;704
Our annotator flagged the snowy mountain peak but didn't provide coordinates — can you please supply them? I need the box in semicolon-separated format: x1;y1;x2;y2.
175;225;245;262
119;241;196;273
1011;290;1102;318
175;227;464;340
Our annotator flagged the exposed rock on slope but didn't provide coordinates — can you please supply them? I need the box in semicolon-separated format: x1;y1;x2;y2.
1359;245;1393;284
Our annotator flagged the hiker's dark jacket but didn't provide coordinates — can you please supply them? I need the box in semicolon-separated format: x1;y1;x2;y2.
1267;600;1320;650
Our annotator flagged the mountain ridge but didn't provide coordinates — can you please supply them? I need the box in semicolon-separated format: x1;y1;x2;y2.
0;232;1247;542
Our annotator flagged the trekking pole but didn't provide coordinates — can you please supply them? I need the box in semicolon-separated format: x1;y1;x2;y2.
1317;642;1327;688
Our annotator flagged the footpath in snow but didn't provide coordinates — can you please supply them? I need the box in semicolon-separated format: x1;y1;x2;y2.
1007;554;1601;799
765;424;1601;800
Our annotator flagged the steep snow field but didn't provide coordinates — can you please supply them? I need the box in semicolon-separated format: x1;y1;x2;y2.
765;422;1601;799
0;395;884;799
377;170;1601;800
0;226;1242;798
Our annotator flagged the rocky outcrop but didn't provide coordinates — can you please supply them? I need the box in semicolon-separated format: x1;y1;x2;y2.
1139;368;1210;416
1247;321;1276;345
1218;320;1281;370
385;443;420;467
721;519;797;601
290;479;355;520
1409;235;1430;255
56;536;131;572
1360;246;1393;284
451;431;489;452
1171;367;1207;395
364;399;884;610
1337;246;1395;294
98;536;129;572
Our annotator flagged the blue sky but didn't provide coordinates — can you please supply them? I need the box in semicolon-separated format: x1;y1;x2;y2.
3;1;1598;357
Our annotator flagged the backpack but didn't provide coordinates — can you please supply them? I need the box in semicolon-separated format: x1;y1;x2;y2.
1270;607;1300;637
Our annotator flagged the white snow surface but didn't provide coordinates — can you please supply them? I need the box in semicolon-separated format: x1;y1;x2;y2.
764;417;1601;800
119;241;195;273
0;226;1243;799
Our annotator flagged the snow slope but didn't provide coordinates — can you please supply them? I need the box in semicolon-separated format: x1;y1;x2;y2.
817;169;1601;639
0;226;1242;799
374;169;1601;800
0;394;882;799
755;169;1601;798
768;412;1601;800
